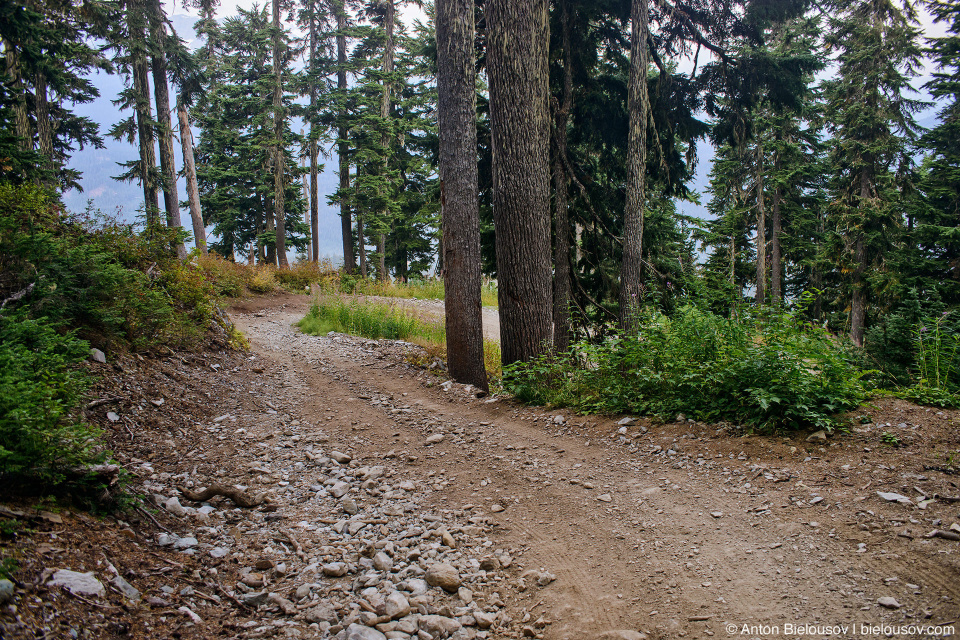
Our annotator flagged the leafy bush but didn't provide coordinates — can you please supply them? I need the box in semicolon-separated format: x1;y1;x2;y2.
505;304;868;431
0;313;105;484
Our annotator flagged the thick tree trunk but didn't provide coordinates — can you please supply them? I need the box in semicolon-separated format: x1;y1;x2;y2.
34;72;53;168
301;156;311;262
849;168;873;346
437;0;488;391
358;213;367;278
272;0;288;267
4;39;32;151
133;54;160;223
486;0;552;365
378;0;395;282
552;0;573;352
308;0;319;263
754;142;766;304
770;184;782;304
336;0;355;273
149;2;186;258
619;0;650;335
177;102;206;254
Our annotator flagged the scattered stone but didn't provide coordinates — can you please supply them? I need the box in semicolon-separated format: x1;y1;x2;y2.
490;503;505;513
425;433;445;445
110;574;141;602
342;623;387;640
806;430;827;443
399;480;416;492
383;591;410;618
48;570;105;597
173;536;198;550
479;556;501;572
106;412;120;423
617;417;635;426
305;601;339;624
89;348;106;364
341;497;359;515
877;491;913;505
878;597;901;610
323;562;349;577
373;551;394;571
240;591;269;607
330;481;351;498
209;547;229;559
163;496;186;517
457;587;473;604
0;579;14;604
474;611;496;629
597;494;613;503
425;562;461;593
178;606;203;624
330;451;352;464
710;511;723;518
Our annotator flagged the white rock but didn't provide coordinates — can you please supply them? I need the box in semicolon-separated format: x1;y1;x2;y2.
425;433;445;445
343;623;387;640
89;348;106;363
330;481;350;498
164;496;186;517
178;606;203;624
878;596;901;609
49;570;105;597
174;537;198;550
322;562;348;577
597;494;613;503
373;551;394;571
384;590;411;618
877;491;912;505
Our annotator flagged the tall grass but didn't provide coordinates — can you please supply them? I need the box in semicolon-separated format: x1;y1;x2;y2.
297;298;502;382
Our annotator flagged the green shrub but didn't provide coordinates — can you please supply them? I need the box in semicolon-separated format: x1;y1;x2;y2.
0;313;105;484
505;304;869;431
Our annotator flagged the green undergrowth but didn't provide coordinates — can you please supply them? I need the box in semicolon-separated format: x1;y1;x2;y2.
0;182;237;501
505;304;870;432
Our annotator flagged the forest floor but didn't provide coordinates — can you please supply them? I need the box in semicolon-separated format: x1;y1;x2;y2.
2;292;960;640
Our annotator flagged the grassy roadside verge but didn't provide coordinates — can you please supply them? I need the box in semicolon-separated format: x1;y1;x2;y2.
297;298;502;382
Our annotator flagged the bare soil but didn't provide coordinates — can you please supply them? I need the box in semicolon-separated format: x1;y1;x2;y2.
2;292;959;640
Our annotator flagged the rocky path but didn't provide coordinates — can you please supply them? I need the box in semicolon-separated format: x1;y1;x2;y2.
3;293;958;640
230;296;960;640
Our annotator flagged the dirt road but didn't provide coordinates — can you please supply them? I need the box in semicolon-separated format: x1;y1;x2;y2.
234;294;960;639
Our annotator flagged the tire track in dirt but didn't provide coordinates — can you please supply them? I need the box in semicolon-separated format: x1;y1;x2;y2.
231;295;960;640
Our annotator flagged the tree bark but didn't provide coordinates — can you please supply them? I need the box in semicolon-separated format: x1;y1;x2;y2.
486;0;552;365
437;0;488;391
754;141;766;304
378;0;395;282
132;50;160;223
770;183;782;304
849;168;871;346
149;0;186;258
336;0;355;273
34;72;53;167
552;0;573;352
272;0;289;267
619;0;650;335
177;101;206;254
358;212;367;278
4;39;32;151
309;0;320;262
